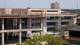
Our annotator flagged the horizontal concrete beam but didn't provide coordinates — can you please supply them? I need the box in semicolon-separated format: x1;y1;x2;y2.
0;28;42;33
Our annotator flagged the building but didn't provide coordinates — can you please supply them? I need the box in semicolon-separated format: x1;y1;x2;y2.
0;1;77;45
62;9;80;41
68;16;80;41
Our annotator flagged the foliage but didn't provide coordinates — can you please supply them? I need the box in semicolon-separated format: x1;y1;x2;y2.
17;35;69;45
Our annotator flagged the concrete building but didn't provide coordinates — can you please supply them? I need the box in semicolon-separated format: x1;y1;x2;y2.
0;8;76;45
0;1;77;45
68;16;80;41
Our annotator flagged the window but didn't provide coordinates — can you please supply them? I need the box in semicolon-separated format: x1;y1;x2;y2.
4;18;13;29
61;22;69;25
31;18;41;28
61;16;72;20
4;18;19;30
13;19;19;29
31;22;41;28
47;28;55;32
47;16;59;20
47;22;56;25
13;19;17;26
21;18;28;29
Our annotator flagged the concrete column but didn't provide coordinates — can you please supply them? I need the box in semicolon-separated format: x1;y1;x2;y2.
43;17;47;35
2;18;4;45
19;32;22;44
58;16;63;37
2;19;4;30
19;18;22;44
29;17;31;28
73;16;77;24
2;33;4;45
41;19;43;29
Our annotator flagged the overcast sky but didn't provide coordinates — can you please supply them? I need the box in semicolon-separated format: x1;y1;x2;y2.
0;0;80;9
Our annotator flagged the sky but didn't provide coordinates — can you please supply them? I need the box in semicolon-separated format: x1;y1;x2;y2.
0;0;80;9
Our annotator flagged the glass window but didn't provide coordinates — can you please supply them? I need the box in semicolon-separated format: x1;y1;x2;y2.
13;19;19;29
21;18;28;29
4;18;19;30
47;22;56;25
4;18;13;29
31;22;41;28
61;22;69;25
31;18;41;28
47;16;59;20
47;28;55;32
61;16;72;20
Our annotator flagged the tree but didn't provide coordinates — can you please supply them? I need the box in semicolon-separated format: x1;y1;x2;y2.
17;35;69;45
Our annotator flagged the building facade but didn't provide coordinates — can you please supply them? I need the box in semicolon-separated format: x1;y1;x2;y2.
0;1;77;45
0;8;76;45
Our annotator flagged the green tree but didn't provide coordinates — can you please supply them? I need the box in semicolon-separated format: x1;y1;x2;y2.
17;35;69;45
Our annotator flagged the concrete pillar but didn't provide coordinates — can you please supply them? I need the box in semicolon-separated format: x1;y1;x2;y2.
2;18;4;45
40;19;43;35
73;16;77;24
41;19;43;29
2;33;4;45
58;16;63;37
19;18;22;44
2;19;4;30
42;17;47;35
19;32;22;44
29;17;31;28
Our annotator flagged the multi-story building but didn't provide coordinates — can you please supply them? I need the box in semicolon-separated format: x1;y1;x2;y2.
0;1;77;45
